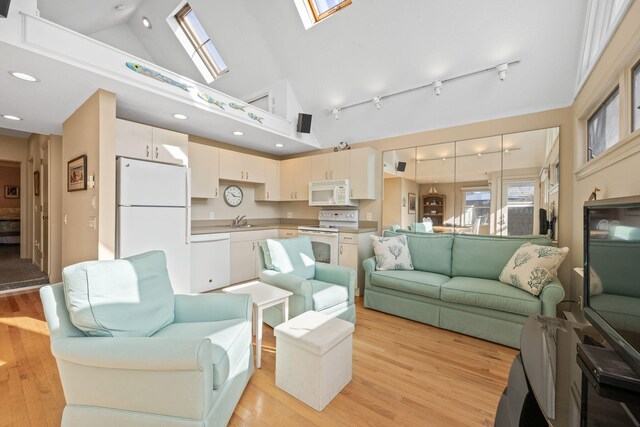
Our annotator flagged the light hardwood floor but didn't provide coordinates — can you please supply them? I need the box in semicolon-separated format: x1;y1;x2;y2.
0;289;517;426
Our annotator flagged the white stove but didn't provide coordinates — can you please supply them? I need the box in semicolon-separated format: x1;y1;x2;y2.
298;209;359;264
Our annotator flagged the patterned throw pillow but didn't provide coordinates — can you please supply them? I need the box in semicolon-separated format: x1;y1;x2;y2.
499;243;569;296
370;235;414;271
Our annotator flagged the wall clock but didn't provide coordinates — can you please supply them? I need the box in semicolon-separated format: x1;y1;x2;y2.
223;185;243;207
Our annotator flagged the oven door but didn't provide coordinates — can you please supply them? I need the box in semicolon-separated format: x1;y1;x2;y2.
298;230;338;264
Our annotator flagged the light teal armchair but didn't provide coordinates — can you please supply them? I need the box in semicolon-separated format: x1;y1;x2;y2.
257;236;356;327
40;251;254;427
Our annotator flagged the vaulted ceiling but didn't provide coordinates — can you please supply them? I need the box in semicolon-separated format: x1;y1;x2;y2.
10;1;596;151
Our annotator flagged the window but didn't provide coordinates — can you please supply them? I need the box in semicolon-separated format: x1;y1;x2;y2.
633;61;640;133
587;87;620;160
463;190;491;227
307;0;352;23
176;3;228;80
505;182;535;236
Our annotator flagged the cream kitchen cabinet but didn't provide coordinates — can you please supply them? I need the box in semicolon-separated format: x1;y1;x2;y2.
338;231;374;296
229;229;278;284
311;151;349;182
280;157;311;201
348;147;378;199
219;149;266;183
115;119;188;166
278;228;298;239
189;142;219;199
255;158;280;201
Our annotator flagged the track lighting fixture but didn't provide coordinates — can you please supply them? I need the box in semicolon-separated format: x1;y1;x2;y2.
504;149;511;156
477;153;483;159
496;63;508;81
329;60;519;118
433;80;442;96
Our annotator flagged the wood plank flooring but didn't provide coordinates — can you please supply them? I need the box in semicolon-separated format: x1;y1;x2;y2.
0;290;517;426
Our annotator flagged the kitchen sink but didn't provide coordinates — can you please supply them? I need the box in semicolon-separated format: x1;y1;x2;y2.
231;224;254;228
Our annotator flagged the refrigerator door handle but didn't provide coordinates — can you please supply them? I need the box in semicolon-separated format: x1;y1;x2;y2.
186;168;191;244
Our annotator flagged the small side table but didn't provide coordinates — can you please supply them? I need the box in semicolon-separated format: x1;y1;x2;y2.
223;281;293;368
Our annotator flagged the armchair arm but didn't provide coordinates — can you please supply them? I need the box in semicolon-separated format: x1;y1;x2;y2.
51;337;210;371
540;277;565;317
259;269;313;309
174;293;252;323
315;263;355;304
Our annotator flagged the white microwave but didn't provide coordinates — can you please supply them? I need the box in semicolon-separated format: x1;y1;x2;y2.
308;179;359;207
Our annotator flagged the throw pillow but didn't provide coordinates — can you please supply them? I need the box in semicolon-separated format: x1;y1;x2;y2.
370;235;414;270
499;243;569;296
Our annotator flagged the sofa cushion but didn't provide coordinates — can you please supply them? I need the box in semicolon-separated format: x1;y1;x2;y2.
590;294;640;334
441;276;541;316
63;251;175;337
152;318;252;389
370;270;449;299
499;243;569;295
308;279;350;311
371;235;414;270
404;233;454;276
451;235;552;280
261;236;316;279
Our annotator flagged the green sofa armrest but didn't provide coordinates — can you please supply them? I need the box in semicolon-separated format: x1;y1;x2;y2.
363;257;376;275
315;263;356;304
51;337;211;371
539;277;565;317
174;293;252;323
259;269;314;309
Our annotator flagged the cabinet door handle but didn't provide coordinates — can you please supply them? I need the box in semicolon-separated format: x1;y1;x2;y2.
291;192;294;199
267;191;270;199
325;171;328;180
215;188;218;197
146;145;150;158
246;171;249;180
340;245;343;255
350;189;354;198
155;147;159;159
330;171;333;179
295;192;298;199
241;171;244;180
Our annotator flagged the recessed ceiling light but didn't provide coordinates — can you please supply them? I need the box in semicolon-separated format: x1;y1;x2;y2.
173;113;188;120
2;115;23;121
275;143;285;148
142;17;152;29
10;71;38;82
233;131;244;136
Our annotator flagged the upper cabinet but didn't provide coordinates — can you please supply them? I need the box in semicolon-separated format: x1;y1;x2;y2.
311;151;349;181
189;142;219;199
349;147;378;199
280;157;311;201
255;158;280;201
218;149;266;184
115;119;188;166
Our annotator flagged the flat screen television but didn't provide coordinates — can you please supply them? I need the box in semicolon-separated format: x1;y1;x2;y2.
584;196;640;378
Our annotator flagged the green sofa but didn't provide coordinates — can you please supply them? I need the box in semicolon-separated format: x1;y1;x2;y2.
363;231;565;348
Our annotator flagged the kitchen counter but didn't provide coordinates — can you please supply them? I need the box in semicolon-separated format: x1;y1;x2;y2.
191;220;378;235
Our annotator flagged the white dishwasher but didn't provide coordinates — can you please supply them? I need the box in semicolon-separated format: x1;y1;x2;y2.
190;233;230;292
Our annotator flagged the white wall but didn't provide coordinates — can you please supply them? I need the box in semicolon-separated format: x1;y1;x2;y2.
90;23;154;62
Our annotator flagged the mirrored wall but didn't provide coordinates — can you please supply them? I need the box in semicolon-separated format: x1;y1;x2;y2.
382;127;560;238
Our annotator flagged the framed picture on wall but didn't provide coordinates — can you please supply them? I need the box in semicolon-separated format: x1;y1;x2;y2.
67;155;87;192
34;171;40;196
408;192;416;214
4;185;19;199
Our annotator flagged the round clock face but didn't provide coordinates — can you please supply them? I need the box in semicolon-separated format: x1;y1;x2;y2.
223;185;243;207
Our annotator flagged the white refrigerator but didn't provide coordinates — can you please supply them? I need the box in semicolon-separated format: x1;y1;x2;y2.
116;157;191;294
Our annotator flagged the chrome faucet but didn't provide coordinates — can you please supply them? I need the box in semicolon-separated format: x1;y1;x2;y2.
233;215;246;226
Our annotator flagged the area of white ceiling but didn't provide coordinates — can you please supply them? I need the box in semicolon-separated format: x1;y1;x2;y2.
28;1;591;151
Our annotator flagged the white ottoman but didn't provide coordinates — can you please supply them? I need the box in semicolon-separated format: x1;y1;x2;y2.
274;310;354;411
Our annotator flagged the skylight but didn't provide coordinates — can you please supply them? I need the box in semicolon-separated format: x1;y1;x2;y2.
307;0;352;23
175;3;228;80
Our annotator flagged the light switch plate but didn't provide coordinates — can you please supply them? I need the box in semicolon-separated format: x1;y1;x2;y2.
366;212;372;220
208;211;215;220
287;211;293;219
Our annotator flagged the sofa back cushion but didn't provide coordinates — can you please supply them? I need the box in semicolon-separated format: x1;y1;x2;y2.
452;235;552;280
63;251;175;337
385;230;453;276
261;236;316;279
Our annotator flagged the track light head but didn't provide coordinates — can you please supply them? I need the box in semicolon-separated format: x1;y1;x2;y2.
477;153;483;159
331;108;341;120
497;63;508;81
433;80;442;96
372;96;382;109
